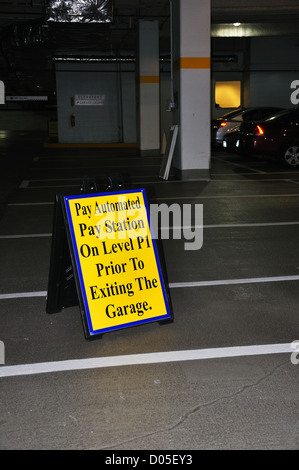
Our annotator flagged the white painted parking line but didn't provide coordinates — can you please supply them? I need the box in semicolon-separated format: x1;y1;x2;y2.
1;274;299;301
211;179;299;182
212;171;299;176
7;194;299;205
0;233;51;239
8;202;54;206
170;275;299;288
1;220;299;240
211;156;266;174
19;183;78;189
20;177;296;183
0;343;292;378
31;164;160;171
0;291;47;299
195;222;299;229
159;194;299;200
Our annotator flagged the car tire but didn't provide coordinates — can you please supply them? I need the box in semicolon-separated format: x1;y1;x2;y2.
281;144;299;167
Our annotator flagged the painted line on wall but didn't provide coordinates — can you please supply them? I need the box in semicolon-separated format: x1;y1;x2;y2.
0;343;292;378
174;57;211;70
139;75;160;83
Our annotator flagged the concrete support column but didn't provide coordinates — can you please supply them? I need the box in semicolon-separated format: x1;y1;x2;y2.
172;0;211;180
136;20;160;155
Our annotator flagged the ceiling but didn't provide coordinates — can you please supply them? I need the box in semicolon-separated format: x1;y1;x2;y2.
1;0;299;101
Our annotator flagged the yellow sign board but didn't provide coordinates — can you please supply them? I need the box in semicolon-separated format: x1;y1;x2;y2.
63;189;172;339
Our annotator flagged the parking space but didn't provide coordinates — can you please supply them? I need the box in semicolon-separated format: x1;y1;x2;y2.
0;137;298;450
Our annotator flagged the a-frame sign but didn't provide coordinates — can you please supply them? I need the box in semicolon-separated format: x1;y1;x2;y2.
46;175;173;340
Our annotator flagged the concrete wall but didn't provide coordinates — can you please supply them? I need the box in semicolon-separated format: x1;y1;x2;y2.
248;36;299;108
55;61;136;143
211;35;299;118
55;59;173;146
1;36;298;136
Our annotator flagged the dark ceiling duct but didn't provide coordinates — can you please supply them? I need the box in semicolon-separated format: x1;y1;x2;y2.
45;0;114;23
11;21;49;48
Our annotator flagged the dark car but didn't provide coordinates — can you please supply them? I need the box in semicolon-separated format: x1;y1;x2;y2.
225;107;299;167
212;106;283;147
211;108;243;146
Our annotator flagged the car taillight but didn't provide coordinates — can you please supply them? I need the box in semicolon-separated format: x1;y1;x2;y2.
254;125;264;135
220;121;227;127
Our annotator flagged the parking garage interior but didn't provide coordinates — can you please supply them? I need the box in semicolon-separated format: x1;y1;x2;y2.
0;0;299;452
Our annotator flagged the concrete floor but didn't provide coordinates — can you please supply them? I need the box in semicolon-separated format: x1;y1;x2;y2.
0;132;298;451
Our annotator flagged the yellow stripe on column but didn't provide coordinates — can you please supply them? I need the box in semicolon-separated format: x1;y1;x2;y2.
174;57;211;70
139;76;160;83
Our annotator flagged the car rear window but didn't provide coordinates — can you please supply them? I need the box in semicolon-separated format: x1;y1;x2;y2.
241;110;260;121
265;109;299;122
217;109;242;120
242;108;281;121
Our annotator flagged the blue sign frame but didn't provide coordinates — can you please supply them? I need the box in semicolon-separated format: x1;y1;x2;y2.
63;188;173;339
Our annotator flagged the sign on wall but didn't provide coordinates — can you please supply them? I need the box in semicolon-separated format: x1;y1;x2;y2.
47;188;173;340
74;94;105;106
6;96;48;101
